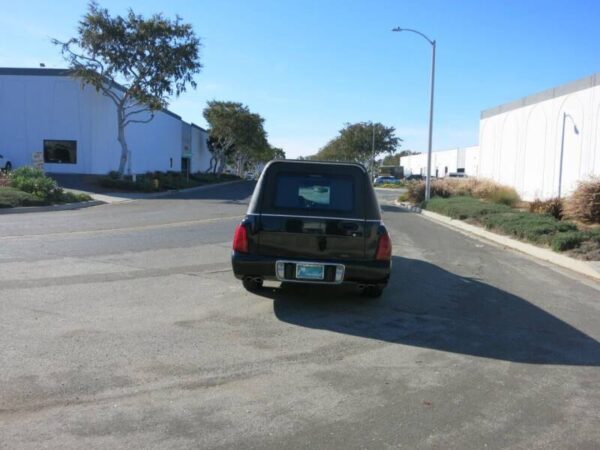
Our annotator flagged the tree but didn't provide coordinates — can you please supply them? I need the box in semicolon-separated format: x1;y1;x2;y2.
270;147;286;160
381;150;420;166
310;122;402;170
54;2;202;177
203;101;268;176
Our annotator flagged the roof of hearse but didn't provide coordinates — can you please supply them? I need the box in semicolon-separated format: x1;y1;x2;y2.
247;159;381;219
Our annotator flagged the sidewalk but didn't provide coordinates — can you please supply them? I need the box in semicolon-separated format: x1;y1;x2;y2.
394;200;600;282
0;180;246;213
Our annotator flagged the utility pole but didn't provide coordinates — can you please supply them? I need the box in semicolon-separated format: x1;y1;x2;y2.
371;122;376;177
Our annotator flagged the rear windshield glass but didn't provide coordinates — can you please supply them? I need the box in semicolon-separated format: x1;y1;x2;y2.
274;173;354;212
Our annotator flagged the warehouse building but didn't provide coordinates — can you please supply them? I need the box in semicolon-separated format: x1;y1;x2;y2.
0;68;211;175
400;73;600;201
479;72;600;200
400;145;479;178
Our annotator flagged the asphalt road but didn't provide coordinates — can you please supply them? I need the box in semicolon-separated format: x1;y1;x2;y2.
1;182;599;449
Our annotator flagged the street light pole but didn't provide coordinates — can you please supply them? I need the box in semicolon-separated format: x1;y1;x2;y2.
558;112;579;198
392;27;436;201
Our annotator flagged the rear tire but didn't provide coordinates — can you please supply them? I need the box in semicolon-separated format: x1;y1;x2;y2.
242;277;263;292
362;285;384;298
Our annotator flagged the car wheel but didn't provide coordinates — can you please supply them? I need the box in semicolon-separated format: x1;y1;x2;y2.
362;285;384;298
242;277;263;292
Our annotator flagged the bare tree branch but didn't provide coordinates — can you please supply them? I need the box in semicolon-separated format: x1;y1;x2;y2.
124;114;155;127
124;107;150;119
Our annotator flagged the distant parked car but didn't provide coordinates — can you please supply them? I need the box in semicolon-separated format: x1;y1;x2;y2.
244;172;257;180
0;154;12;172
446;172;467;178
405;174;424;181
373;176;401;186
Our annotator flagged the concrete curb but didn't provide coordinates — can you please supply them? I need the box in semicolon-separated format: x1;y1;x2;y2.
393;200;600;282
0;200;105;215
79;179;246;203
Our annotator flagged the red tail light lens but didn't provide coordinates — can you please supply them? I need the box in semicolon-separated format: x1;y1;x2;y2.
233;224;249;253
375;231;392;261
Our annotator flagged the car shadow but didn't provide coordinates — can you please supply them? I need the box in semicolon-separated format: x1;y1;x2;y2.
256;256;600;366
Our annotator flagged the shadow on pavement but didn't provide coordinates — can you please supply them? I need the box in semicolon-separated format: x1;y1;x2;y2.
256;256;600;366
380;204;409;214
170;180;255;202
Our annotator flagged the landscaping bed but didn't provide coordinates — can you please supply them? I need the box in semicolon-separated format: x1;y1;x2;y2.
97;171;241;192
0;167;92;208
401;177;600;260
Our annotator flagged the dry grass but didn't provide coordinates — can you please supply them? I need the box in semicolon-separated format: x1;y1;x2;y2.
564;177;600;224
0;173;10;187
406;177;520;206
529;197;563;220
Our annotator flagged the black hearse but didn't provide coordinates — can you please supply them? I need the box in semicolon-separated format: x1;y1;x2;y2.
231;160;392;297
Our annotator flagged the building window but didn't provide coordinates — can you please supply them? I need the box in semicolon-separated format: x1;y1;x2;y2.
44;140;77;164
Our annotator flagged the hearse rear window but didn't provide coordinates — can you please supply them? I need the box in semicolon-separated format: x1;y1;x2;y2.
274;173;354;212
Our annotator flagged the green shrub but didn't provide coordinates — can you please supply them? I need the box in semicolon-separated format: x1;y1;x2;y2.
551;231;588;251
98;171;240;192
564;177;600;224
529;197;563;220
98;176;158;192
57;191;93;203
398;192;409;202
424;196;511;220
0;187;45;208
482;212;577;243
9;166;62;202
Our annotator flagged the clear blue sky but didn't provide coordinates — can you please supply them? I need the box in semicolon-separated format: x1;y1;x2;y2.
2;0;599;158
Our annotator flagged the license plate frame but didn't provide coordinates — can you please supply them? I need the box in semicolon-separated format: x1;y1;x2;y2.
295;263;325;281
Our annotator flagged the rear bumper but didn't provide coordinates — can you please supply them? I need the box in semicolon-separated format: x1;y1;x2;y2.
231;252;391;285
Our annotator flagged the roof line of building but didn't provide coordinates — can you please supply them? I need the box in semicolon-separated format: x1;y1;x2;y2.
190;122;207;132
481;72;600;119
0;67;182;121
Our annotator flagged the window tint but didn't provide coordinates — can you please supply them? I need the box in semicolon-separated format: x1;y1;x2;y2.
44;140;77;164
274;173;354;212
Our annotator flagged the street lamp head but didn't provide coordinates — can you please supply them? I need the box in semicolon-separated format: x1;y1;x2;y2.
392;27;403;32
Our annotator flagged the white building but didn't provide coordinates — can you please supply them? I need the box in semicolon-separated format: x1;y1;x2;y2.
400;73;600;201
400;145;479;178
479;73;600;200
0;68;211;175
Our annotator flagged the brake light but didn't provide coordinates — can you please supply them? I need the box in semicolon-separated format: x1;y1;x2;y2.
375;231;392;261
233;224;249;253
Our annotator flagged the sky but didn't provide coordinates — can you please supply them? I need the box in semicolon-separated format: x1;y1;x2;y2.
1;0;600;158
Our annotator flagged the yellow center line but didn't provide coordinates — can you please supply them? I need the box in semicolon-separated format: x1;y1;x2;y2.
0;215;243;240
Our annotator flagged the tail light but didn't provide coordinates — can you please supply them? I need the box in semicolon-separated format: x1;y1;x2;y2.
375;231;392;261
233;224;249;253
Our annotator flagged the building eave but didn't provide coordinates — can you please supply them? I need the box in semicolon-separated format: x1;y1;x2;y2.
481;72;600;119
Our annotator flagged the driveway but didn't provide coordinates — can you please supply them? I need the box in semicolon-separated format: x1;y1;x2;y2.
1;182;599;449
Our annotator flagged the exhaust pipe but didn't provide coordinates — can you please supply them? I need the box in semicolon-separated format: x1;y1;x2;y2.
244;276;263;283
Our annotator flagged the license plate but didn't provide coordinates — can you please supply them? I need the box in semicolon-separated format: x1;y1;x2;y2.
296;263;324;280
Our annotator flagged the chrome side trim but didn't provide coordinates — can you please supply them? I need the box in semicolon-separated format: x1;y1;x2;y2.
255;213;381;223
